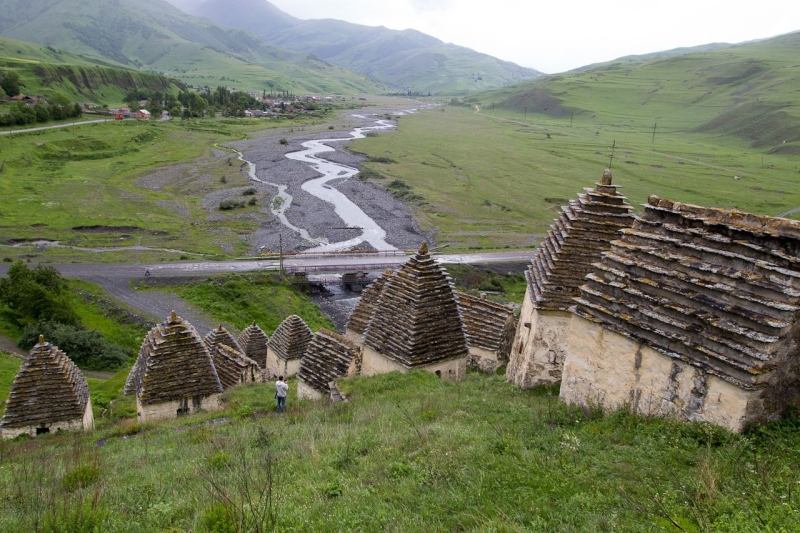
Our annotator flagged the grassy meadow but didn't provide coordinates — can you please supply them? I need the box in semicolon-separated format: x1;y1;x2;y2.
0;370;799;532
0;116;333;262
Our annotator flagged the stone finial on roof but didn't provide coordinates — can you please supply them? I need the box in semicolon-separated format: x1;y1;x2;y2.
237;321;269;369
419;241;429;255
204;324;243;354
1;339;90;431
298;329;361;395
269;315;313;361
363;244;468;367
125;312;222;404
526;169;635;311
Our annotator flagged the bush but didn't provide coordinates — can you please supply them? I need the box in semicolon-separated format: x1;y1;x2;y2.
219;199;245;210
248;197;257;206
278;138;288;145
18;320;129;370
242;187;257;196
63;465;101;492
0;261;78;327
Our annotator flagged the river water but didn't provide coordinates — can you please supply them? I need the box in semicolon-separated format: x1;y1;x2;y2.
237;112;416;252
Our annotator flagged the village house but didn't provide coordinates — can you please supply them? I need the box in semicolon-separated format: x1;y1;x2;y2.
135;109;151;120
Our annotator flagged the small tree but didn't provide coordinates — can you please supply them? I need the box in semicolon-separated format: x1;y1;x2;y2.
0;70;21;97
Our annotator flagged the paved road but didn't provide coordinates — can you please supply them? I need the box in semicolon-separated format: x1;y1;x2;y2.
0;118;109;136
0;251;533;336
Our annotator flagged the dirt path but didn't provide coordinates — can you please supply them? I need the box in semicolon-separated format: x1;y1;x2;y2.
0;118;109;135
0;334;24;358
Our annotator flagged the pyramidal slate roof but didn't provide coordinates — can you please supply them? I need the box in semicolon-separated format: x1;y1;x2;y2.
211;343;261;390
363;242;469;367
237;321;269;368
346;269;395;336
1;336;90;430
575;196;800;391
528;169;635;310
298;329;361;395
456;291;517;354
204;324;243;354
124;311;222;404
268;315;313;361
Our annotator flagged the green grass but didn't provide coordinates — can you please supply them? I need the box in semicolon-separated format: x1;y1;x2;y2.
0;370;798;531
0;350;22;416
0;116;323;262
148;272;335;335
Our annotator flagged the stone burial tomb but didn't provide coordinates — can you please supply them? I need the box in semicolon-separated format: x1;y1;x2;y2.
344;268;395;346
124;311;223;423
507;169;635;388
455;291;516;373
297;329;362;400
204;325;261;390
266;314;313;379
238;321;269;369
360;242;469;380
560;196;800;432
1;335;94;440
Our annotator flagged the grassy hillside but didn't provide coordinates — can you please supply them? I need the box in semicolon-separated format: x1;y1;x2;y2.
0;38;182;104
0;370;798;531
0;0;384;94
469;31;800;152
183;0;543;93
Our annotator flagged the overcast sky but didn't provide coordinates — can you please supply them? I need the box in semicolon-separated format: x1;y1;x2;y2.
265;0;800;73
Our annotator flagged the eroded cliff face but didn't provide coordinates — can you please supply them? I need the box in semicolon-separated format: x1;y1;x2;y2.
561;196;800;431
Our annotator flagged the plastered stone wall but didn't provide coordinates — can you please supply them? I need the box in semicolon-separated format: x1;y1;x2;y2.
136;393;223;423
560;315;756;432
343;329;364;347
467;346;503;374
297;380;324;401
362;346;466;381
506;290;571;388
2;400;93;440
265;348;302;379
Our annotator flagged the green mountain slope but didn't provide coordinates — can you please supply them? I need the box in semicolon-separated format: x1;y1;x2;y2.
0;0;385;94
182;0;543;93
468;31;800;153
0;37;182;103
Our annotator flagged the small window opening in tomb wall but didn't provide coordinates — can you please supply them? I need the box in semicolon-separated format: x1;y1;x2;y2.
36;427;50;435
177;398;190;416
435;370;442;378
192;396;202;409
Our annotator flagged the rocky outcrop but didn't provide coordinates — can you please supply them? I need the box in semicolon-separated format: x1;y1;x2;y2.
1;336;93;439
561;196;800;431
297;329;361;400
237;321;269;369
508;169;635;387
361;242;468;380
455;291;516;372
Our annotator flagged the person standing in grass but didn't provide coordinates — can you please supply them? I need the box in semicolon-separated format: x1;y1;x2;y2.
275;376;288;413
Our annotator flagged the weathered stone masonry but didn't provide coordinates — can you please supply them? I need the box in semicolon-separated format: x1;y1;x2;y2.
266;314;313;379
297;329;362;400
507;170;635;387
456;291;516;373
561;196;800;432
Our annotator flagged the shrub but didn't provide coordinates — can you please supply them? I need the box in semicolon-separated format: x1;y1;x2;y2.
0;261;78;327
278;138;288;145
365;132;378;137
63;465;101;492
220;176;227;183
18;320;129;370
242;187;257;196
248;197;257;206
219;199;245;210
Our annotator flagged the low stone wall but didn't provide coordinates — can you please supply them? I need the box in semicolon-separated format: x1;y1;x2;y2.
560;315;756;432
506;291;571;388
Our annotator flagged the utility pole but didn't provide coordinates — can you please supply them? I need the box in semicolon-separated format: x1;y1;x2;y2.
652;122;657;144
570;111;574;128
279;234;284;280
524;107;527;120
609;140;616;169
